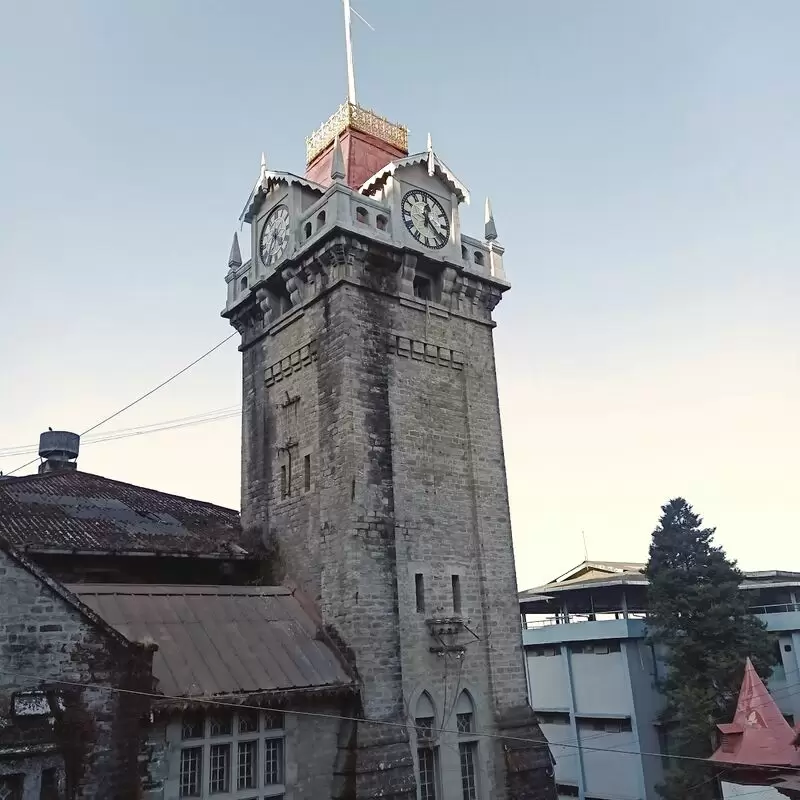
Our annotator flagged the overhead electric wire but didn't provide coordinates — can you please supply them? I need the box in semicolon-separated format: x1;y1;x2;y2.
1;333;236;476
0;407;241;458
3;668;800;774
0;406;242;458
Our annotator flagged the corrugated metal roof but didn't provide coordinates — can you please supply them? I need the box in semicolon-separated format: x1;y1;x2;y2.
0;471;246;556
69;584;354;698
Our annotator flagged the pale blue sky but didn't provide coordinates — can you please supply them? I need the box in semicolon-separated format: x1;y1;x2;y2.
1;1;798;588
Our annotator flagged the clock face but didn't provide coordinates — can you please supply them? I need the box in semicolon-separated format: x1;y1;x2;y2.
402;190;450;250
259;205;290;267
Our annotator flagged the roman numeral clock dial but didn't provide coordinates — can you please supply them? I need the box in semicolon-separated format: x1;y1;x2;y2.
259;204;290;268
402;190;450;250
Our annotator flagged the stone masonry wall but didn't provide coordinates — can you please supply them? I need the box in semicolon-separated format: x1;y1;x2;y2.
0;548;153;800
233;232;554;799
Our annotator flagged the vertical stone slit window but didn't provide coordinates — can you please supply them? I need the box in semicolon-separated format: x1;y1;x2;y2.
452;574;462;614
280;465;288;499
415;573;425;613
304;454;311;492
40;769;57;800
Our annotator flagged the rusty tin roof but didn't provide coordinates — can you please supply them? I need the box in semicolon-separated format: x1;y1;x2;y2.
0;471;246;556
69;584;354;698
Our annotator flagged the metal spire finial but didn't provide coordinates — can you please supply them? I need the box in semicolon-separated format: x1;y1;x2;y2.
484;196;498;241
426;132;435;177
331;134;346;182
228;232;242;269
343;0;357;105
260;152;268;182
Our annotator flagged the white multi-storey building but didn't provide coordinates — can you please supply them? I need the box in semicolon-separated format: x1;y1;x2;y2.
519;560;800;800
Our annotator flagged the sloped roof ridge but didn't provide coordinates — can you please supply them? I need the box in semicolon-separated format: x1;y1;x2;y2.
69;583;291;595
0;537;142;652
0;469;239;516
553;559;645;583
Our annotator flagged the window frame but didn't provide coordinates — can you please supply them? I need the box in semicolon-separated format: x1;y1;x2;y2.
176;710;286;800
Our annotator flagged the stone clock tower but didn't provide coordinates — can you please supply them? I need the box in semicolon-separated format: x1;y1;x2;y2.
223;100;555;800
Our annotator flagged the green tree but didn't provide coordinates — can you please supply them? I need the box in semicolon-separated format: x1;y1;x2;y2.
645;498;775;799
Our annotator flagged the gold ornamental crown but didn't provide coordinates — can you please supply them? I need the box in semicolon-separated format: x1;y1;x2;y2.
305;102;408;164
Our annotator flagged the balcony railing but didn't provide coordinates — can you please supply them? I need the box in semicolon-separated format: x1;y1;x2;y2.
521;610;647;630
522;603;798;630
748;603;800;615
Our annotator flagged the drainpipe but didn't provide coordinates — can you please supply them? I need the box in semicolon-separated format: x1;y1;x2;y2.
562;643;587;800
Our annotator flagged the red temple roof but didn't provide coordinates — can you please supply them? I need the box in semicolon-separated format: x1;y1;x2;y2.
711;658;800;768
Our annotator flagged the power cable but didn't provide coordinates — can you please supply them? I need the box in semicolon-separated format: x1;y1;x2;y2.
0;406;241;458
2;333;236;477
3;668;800;773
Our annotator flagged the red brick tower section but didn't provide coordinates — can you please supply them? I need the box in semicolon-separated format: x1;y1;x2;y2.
305;102;408;190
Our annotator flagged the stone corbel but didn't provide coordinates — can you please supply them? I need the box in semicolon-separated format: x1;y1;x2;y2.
440;266;458;309
399;253;417;296
481;287;503;313
281;265;304;306
255;287;275;326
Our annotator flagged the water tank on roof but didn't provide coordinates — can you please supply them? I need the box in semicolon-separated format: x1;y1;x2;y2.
38;430;80;472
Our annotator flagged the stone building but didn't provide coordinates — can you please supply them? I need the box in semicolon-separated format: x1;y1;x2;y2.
223;97;555;800
519;560;800;800
0;96;553;800
0;447;358;800
0;539;154;800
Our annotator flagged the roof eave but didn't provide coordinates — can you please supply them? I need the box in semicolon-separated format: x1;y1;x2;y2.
241;171;326;223
360;152;470;204
29;546;258;560
151;682;358;712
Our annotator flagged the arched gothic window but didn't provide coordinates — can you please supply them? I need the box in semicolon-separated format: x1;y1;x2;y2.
415;693;438;800
456;691;479;799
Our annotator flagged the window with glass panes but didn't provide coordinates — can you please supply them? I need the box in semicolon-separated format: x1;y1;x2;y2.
0;774;22;800
455;692;479;800
417;745;438;800
177;709;285;799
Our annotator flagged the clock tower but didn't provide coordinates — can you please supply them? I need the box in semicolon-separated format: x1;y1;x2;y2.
222;31;555;800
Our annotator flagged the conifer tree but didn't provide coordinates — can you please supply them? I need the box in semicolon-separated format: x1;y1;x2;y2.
645;498;775;799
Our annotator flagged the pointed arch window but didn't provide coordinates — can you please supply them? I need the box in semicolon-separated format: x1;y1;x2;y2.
455;691;479;800
415;693;439;800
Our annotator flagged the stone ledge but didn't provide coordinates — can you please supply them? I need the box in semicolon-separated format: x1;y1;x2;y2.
387;335;464;370
264;340;318;386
